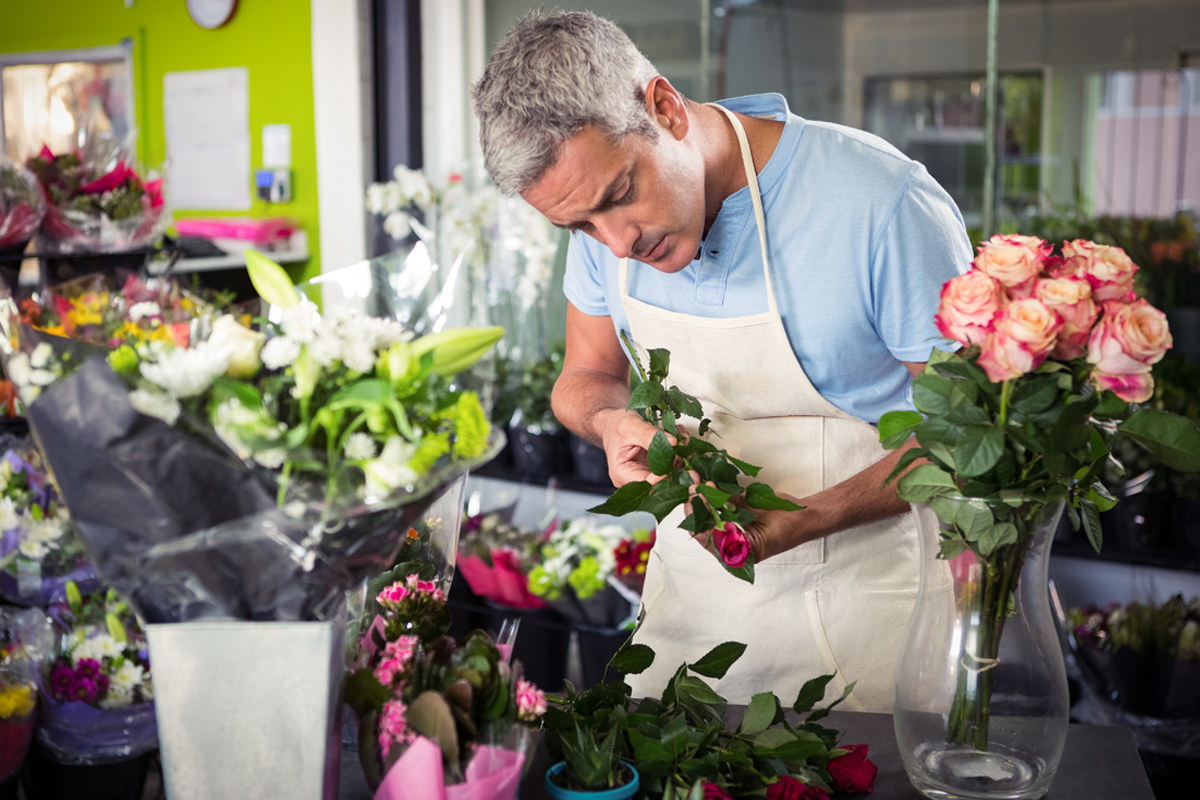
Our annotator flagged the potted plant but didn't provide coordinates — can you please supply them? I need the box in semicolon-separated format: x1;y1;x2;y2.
504;342;570;478
545;720;639;800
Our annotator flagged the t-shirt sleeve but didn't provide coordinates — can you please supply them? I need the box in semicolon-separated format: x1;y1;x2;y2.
871;164;973;363
562;232;612;317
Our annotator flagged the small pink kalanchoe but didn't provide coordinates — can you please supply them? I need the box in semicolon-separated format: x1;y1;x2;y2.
377;698;415;760
516;678;546;722
373;635;418;687
376;574;447;609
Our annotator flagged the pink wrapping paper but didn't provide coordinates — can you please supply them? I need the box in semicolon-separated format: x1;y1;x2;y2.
374;736;524;800
457;553;546;610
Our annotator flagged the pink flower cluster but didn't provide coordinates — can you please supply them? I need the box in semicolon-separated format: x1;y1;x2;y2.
936;234;1173;402
373;635;418;688
515;678;546;722
377;698;415;760
711;523;750;569
47;658;110;704
376;574;447;609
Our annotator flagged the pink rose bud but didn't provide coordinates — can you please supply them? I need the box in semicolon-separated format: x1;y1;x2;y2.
1093;370;1155;404
1034;277;1098;360
935;271;1003;346
712;523;750;569
1064;239;1139;303
972;234;1051;291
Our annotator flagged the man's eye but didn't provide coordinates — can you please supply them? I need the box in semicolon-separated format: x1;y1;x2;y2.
613;182;634;206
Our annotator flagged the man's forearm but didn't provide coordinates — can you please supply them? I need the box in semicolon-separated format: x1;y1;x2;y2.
550;367;634;447
754;439;923;559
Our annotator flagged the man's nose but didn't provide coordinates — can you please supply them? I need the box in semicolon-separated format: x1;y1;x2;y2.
591;214;638;260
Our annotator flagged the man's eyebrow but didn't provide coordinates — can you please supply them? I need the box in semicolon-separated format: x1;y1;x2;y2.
557;169;629;230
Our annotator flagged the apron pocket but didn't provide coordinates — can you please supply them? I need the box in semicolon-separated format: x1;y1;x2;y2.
804;587;919;713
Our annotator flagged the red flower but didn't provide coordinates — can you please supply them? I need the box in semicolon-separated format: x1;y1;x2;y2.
767;775;829;800
828;744;878;794
701;783;734;800
711;522;750;568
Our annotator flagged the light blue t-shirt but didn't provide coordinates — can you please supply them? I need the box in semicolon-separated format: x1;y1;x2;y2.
563;93;971;423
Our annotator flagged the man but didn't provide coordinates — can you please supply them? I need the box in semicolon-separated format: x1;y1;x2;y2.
473;10;971;711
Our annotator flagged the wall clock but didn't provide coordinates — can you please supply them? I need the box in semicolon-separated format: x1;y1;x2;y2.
186;0;239;30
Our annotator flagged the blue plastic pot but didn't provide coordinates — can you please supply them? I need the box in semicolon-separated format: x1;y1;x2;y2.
545;761;640;800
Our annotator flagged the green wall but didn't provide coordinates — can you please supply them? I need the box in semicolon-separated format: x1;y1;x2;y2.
0;0;320;279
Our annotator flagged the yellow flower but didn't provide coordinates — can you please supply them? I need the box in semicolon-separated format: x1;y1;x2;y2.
447;392;490;460
0;683;35;719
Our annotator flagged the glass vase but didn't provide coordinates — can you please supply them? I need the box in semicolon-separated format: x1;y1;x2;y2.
894;502;1069;800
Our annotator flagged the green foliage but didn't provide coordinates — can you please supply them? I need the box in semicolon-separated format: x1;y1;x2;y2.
588;333;803;584
492;342;565;428
544;641;847;798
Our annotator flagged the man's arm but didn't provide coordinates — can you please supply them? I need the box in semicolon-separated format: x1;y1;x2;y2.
699;360;929;562
551;303;664;486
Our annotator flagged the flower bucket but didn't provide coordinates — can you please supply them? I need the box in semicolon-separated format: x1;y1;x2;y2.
145;616;346;800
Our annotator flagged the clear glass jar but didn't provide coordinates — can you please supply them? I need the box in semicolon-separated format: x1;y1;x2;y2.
894;502;1069;800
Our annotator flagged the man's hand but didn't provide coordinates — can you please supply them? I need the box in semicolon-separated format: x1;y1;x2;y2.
596;407;668;487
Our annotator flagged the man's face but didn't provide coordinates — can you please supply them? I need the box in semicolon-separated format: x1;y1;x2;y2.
521;123;705;273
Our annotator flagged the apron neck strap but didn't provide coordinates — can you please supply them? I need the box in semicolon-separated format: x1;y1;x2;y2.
620;104;778;314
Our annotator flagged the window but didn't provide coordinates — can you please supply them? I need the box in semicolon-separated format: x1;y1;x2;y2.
0;42;135;164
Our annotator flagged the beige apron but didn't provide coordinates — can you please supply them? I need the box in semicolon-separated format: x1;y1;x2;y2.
622;104;928;712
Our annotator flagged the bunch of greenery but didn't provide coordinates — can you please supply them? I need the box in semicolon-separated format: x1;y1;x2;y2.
543;639;857;798
26;150;147;222
493;341;565;431
589;334;801;583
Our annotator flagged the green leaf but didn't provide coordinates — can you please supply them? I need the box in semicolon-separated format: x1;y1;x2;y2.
793;674;834;713
1012;378;1060;414
661;407;679;438
648;430;676;476
642;482;690;523
1119;410;1200;472
697;484;732;509
588;481;653;516
661;714;689;758
955;426;1006;478
328;379;394;409
1093;392;1128;419
689;641;747;680
1081;498;1103;553
667;386;704;419
878;411;924;446
739;692;777;736
612;643;655;675
1088;483;1118;512
725;454;761;478
744;483;802;511
1050;400;1093;453
343;669;391;716
944;405;991;426
976;522;1018;556
939;537;968;559
648;349;671;381
628;381;666;411
676;675;725;705
763;735;826;761
722;556;755;584
956;501;996;540
245;249;299;308
912;375;954;415
896;464;957;503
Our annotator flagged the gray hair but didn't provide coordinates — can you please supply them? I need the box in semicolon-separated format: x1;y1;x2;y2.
472;10;661;196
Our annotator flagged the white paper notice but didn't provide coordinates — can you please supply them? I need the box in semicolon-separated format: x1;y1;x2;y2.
164;67;251;210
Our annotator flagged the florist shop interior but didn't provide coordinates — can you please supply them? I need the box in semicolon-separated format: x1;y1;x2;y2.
0;1;1199;800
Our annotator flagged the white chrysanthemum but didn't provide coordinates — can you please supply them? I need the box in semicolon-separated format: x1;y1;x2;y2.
362;436;419;498
23;517;65;544
341;340;376;374
71;633;123;665
6;354;30;389
252;448;287;469
0;497;18;532
109;660;146;693
308;335;343;367
279;306;321;344
128;302;162;322
261;336;301;370
29;343;54;369
98;687;134;710
17;538;47;560
344;433;377;461
129;388;182;425
139;340;230;398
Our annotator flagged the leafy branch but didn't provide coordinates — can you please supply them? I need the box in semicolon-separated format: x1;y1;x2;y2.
587;332;802;583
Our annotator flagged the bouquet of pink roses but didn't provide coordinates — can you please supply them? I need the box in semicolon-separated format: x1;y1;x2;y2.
881;233;1200;753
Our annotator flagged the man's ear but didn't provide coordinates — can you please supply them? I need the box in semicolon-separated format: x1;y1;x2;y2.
644;76;689;141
